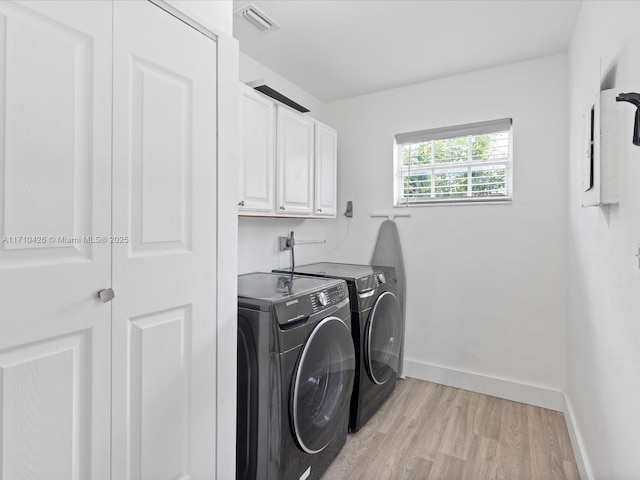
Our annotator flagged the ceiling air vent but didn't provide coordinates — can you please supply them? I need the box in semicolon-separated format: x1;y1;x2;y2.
235;4;280;33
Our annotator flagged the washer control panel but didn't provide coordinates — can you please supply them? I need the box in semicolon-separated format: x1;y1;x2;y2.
309;282;347;313
274;280;348;325
317;291;328;306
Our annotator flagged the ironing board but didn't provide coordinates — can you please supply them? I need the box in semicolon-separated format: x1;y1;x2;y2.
371;219;406;377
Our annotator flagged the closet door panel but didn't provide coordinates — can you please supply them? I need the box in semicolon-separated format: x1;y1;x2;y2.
111;2;217;479
0;1;112;479
126;306;192;479
128;56;194;255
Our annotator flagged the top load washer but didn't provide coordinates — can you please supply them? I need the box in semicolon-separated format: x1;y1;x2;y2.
237;272;355;480
273;262;403;432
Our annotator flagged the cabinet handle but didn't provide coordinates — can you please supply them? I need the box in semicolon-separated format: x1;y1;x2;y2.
279;205;285;210
98;288;115;303
238;200;245;207
316;208;322;213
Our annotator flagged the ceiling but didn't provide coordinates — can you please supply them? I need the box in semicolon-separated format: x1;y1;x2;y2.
232;0;582;103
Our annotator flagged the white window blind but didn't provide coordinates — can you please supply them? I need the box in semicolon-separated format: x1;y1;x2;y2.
394;118;512;205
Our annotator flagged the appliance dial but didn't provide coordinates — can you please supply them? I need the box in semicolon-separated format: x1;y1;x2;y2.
376;273;386;284
317;291;329;306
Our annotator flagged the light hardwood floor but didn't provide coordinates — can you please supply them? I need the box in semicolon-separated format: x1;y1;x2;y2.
323;378;580;480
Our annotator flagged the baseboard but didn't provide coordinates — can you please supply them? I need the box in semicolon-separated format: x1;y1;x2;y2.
403;359;564;411
563;392;593;480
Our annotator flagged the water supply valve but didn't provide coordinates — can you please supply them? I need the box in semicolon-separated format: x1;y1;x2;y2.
278;231;295;251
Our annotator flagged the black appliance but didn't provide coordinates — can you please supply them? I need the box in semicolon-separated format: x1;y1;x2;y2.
236;272;355;480
273;262;402;432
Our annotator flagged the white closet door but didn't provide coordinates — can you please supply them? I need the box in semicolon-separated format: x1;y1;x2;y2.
0;1;112;479
111;2;218;479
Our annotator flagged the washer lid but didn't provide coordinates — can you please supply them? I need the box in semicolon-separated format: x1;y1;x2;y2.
284;262;375;281
237;272;343;311
276;262;384;293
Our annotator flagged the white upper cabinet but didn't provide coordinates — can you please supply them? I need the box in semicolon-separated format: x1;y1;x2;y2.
238;85;338;218
239;84;275;213
276;106;315;215
314;122;338;216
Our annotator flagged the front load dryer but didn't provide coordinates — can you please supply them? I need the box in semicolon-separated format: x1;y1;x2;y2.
236;272;355;480
273;263;403;432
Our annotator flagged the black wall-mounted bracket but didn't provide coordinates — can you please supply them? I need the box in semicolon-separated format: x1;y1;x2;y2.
616;92;640;146
344;200;353;218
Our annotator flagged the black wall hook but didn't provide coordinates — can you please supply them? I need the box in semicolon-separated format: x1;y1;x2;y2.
616;92;640;146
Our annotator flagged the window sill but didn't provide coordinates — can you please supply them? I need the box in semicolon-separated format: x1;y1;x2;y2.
394;198;513;207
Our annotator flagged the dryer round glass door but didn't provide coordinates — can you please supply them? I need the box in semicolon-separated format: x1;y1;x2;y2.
291;316;355;454
365;291;401;385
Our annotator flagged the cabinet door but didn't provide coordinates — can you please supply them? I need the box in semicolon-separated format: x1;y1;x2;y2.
111;2;217;479
276;107;314;215
314;122;338;217
0;1;112;478
239;85;275;213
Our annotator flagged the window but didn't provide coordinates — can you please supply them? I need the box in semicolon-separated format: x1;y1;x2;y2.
394;118;512;205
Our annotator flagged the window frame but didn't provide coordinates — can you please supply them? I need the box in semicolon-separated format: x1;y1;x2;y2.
393;118;513;206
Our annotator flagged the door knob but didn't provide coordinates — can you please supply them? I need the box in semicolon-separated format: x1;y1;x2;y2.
98;288;115;303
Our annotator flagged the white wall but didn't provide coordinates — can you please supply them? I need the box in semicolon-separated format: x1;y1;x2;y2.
567;2;640;478
321;55;569;408
165;0;233;37
216;33;239;480
238;216;328;274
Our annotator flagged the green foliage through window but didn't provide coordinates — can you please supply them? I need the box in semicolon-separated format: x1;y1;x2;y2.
396;127;511;204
